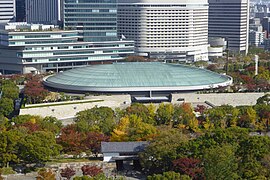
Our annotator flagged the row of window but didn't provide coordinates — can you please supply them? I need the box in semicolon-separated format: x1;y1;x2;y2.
65;9;116;12
65;0;116;4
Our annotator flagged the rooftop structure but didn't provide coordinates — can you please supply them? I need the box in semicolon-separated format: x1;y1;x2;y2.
101;141;149;162
44;62;233;92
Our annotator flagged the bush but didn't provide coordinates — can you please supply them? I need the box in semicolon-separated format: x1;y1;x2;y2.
1;167;16;175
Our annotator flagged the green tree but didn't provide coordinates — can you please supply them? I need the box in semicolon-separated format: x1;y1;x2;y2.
0;129;23;167
39;116;62;135
18;131;61;163
206;107;226;128
237;106;257;129
147;171;191;180
155;103;174;125
0;115;9;131
1;80;19;100
203;144;238;180
238;136;270;179
140;128;188;174
257;94;270;105
0;98;14;117
125;103;156;125
76;106;115;134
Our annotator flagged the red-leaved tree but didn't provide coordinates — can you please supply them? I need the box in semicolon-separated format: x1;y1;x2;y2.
57;124;86;155
81;165;103;177
60;167;76;180
83;132;109;156
173;157;204;180
24;77;48;104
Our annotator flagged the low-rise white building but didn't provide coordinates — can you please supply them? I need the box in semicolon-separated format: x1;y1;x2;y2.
0;23;134;74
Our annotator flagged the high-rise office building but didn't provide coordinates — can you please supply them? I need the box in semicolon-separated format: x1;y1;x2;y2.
0;0;16;24
208;0;249;54
25;0;61;24
117;0;209;62
64;0;118;42
16;0;26;22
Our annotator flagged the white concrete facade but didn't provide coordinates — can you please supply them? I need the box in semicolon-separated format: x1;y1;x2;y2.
249;30;264;47
118;0;209;62
0;23;134;74
0;0;16;24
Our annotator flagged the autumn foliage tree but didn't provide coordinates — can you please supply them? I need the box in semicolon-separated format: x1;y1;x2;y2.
173;158;204;180
24;76;48;104
57;124;86;155
60;167;76;180
81;165;103;177
57;124;109;155
36;168;56;180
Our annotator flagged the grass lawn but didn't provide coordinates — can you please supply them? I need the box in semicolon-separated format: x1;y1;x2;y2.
22;100;104;109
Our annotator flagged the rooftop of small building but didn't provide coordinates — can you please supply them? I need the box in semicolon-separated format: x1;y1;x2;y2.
101;141;149;153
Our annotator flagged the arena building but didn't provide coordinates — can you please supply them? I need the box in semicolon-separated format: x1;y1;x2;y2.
44;62;232;99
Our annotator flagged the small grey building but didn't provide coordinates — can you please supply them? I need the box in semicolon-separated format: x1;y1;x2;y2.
101;141;149;171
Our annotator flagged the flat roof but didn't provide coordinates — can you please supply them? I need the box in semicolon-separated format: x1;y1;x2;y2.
43;62;232;92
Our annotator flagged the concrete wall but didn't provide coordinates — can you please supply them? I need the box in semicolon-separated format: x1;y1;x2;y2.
172;92;265;107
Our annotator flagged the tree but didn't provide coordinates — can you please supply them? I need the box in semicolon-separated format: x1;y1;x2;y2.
76;106;116;135
206;107;226;128
203;144;238;180
0;115;9;131
173;158;204;180
1;80;19;100
173;103;199;132
40;116;62;135
0;98;14;117
206;64;217;71
60;167;76;180
237;136;270;178
36;168;55;180
257;94;270;105
0;168;3;180
0;129;23;167
125;103;156;125
81;165;103;177
147;171;191;180
83;132;109;155
11;115;62;135
254;104;270;131
111;115;157;142
57;124;85;155
140;128;188;174
18;131;61;163
24;78;48;104
177;127;249;159
237;106;257;129
155;103;174;125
